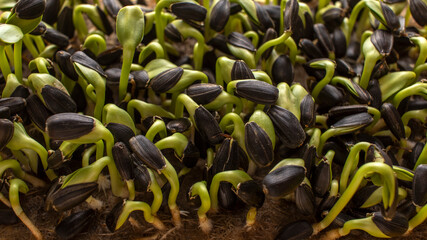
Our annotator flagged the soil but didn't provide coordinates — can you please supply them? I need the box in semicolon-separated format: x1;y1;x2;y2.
1;160;426;240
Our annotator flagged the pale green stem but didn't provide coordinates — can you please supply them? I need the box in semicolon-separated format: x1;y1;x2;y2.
360;53;382;89
312;162;395;235
345;0;367;45
138;42;165;64
145;120;167;142
162;159;181;226
22;35;39;58
155;133;188;158
95;140;104;160
255;31;291;64
393;83;427;109
9;179;42;240
408;203;427;233
209;170;252;212
147;169;163;215
244;31;259;48
190;181;211;220
219;112;246;152
204;91;243;114
32;35;45;53
115;200;164;230
119;46;134;102
174;93;198;119
5;45;14;65
412;37;427;68
402;109;427;126
311;64;336;100
0;45;11;78
82;144;97;167
339;142;372;194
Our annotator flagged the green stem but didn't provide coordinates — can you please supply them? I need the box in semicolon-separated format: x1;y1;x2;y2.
209;170;252;212
312;162;395;235
402;109;427;126
244;31;259;48
155;133;188;158
392;83;427;109
145;119;167;142
412;36;427;68
95;140;104;160
5;45;14;66
339;142;372;194
22;35;39;58
116;200;165;230
83;34;106;56
174;93;198;119
255;31;291;64
204;91;243;114
127;99;175;121
414;63;427;79
0;159;46;187
190;181;211;221
414;139;427;169
119;46;134;102
408;202;427;233
311;62;336;100
31;35;45;53
360;44;382;89
0;45;12;78
147;168;163;215
219;112;246;151
13;40;22;82
345;0;367;45
138;42;165;64
161;159;181;226
82;144;97;167
9;179;43;240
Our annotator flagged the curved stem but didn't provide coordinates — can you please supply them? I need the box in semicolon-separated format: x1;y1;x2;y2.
412;36;427;68
408;203;427;233
204;91;243;114
155;133;188;158
138;42;165;64
83;34;107;56
360;45;382;89
9;179;42;240
255;31;291;64
339;142;372;194
311;62;336;100
145;119;167;142
127;99;176;121
219;112;246;152
402;109;427;126
312;162;395;235
0;159;46;187
116;200;165;230
161;159;181;227
82;144;97;167
346;0;367;44
174;94;198;119
13;40;22;82
209;170;252;212
393;83;427;109
190;181;211;231
147;168;163;215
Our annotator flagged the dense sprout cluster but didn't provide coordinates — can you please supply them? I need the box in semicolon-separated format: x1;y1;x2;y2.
0;0;426;239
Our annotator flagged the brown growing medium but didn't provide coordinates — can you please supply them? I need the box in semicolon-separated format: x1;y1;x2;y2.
0;159;426;240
